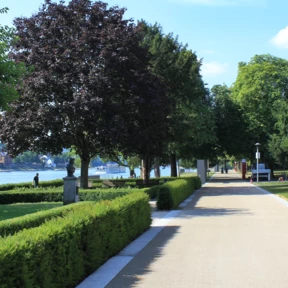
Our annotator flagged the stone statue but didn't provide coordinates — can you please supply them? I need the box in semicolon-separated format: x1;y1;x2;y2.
66;158;76;177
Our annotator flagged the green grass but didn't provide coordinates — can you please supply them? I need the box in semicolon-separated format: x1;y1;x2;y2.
0;202;63;221
256;181;288;200
180;172;197;177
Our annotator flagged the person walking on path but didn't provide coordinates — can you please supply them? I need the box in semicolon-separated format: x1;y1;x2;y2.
33;173;39;187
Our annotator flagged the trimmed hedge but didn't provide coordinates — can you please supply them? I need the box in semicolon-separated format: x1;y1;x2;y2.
0;192;151;288
0;188;131;204
157;176;201;210
0;191;63;204
142;185;162;199
0;179;63;191
0;201;94;237
0;176;184;192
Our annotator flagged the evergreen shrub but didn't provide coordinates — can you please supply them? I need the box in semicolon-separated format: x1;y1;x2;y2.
0;179;63;191
0;192;151;288
0;202;94;237
157;177;201;210
0;189;131;204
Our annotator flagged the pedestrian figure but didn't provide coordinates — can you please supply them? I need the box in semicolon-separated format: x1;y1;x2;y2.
225;167;228;173
33;173;39;187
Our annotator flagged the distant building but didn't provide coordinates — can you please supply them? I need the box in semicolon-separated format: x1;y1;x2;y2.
0;152;12;165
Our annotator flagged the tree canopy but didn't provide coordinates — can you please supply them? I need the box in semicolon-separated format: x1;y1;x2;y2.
232;54;288;167
0;7;25;111
210;84;249;159
140;22;215;176
0;0;170;187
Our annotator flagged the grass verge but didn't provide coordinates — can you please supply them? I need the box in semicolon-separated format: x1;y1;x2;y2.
255;181;288;200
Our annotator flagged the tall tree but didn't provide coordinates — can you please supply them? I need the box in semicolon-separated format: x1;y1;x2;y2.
232;54;288;168
0;0;169;187
211;84;249;158
0;7;25;111
140;22;215;176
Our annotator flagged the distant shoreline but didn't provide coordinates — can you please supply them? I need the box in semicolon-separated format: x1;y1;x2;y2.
0;168;67;172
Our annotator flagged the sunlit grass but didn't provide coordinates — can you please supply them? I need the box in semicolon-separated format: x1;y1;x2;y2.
180;172;197;177
0;202;63;221
255;181;288;200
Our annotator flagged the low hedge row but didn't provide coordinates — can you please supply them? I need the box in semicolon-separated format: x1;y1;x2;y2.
0;192;151;288
0;189;131;204
0;201;94;237
0;179;64;191
142;185;162;199
157;176;201;210
0;176;182;192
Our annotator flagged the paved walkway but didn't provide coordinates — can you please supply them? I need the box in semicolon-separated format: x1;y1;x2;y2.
78;170;288;288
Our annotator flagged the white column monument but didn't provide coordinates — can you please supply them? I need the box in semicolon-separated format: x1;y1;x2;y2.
197;159;206;185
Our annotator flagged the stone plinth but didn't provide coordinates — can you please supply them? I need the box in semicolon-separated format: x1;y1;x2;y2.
63;176;78;205
197;160;206;185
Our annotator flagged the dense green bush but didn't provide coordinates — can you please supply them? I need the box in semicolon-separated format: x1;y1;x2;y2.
156;186;173;210
142;185;162;199
0;202;94;237
0;192;151;288
0;179;64;191
0;188;132;204
0;191;63;204
192;176;202;189
157;177;200;210
0;176;182;192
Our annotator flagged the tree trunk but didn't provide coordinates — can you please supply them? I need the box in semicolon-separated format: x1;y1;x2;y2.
170;153;177;177
80;157;90;189
142;155;150;183
154;157;161;178
129;169;135;178
140;159;144;179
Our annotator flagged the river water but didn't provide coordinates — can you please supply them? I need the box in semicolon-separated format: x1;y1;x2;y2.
0;166;195;185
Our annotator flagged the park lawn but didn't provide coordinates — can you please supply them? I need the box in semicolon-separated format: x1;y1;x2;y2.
256;181;288;200
181;172;197;177
0;202;63;221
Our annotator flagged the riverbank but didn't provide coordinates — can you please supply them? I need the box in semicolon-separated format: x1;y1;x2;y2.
0;167;174;185
0;167;66;172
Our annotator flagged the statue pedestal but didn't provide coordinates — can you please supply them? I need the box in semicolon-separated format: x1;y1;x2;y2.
63;176;79;205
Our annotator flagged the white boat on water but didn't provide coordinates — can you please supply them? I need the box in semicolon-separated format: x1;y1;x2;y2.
106;163;126;174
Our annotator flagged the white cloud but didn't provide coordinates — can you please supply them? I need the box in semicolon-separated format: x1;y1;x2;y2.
270;26;288;49
168;0;266;6
201;61;229;77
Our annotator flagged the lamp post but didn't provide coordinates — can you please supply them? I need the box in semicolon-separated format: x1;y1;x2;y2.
255;142;261;183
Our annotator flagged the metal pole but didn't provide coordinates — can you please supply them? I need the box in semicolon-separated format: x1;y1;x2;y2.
257;146;259;183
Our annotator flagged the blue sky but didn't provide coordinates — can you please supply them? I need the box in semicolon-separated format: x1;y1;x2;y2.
1;0;288;88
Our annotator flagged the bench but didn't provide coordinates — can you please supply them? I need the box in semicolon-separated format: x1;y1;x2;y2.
111;180;127;186
251;173;270;181
102;180;126;188
102;180;116;188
